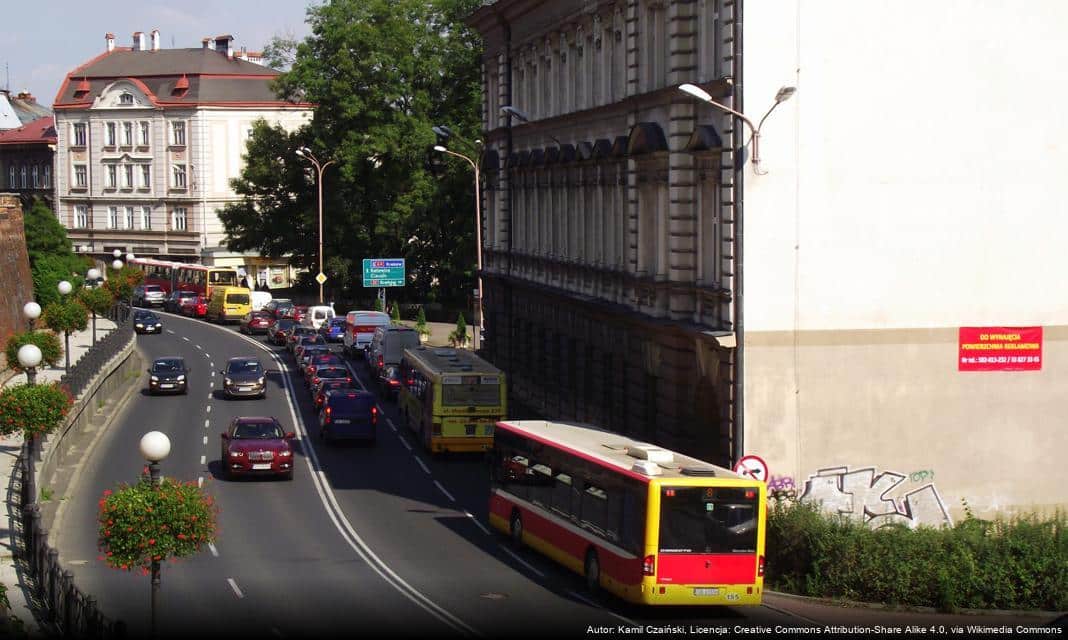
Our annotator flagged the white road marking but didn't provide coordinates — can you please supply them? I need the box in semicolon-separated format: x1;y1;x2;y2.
434;481;455;503
211;371;215;378
464;511;491;536
198;477;204;488
227;578;244;598
386;418;397;432
206;405;212;413
399;437;412;451
200;455;205;465
166;330;175;335
500;547;545;579
204;353;210;359
205;419;210;429
210;361;214;367
207;541;217;556
207;393;212;399
415;458;430;475
202;436;208;445
183;337;190;342
565;590;639;626
210;382;214;388
195;344;202;350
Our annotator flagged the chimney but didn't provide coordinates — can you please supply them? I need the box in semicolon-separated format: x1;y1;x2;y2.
132;31;145;51
16;90;34;102
214;34;234;59
151;29;160;51
105;32;115;52
202;37;212;50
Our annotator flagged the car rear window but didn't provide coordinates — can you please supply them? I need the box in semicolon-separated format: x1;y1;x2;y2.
145;285;163;292
318;368;348;378
327;394;374;412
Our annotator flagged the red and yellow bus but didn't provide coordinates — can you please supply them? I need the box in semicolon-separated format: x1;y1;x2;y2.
489;420;766;606
128;258;177;294
129;258;239;301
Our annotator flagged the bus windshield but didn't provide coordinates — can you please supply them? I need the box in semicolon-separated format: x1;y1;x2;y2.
657;487;758;554
441;380;500;406
226;294;250;305
210;270;237;285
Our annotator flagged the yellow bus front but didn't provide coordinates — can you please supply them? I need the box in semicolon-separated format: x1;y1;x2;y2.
429;373;506;453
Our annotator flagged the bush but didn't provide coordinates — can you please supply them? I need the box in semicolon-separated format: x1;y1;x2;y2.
42;298;89;335
0;383;73;437
415;306;429;337
449;313;467;347
765;500;1068;611
391;303;401;322
79;286;115;317
104;265;144;303
4;331;63;372
97;477;218;573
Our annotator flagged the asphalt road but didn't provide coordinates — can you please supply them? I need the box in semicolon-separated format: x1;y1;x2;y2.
54;309;807;639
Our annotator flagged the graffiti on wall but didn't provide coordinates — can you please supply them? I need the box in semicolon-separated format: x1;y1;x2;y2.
800;466;952;529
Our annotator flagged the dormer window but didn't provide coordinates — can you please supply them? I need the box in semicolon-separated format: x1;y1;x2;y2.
120;93;134;106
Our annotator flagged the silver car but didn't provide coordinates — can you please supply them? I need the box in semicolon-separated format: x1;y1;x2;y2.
135;284;167;307
221;358;267;399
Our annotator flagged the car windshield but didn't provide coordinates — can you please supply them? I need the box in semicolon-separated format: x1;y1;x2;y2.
153;359;183;372
313;355;340;364
180;291;196;298
318;368;347;378
135;312;157;321
231;421;283;439
301;336;324;344
227;361;262;374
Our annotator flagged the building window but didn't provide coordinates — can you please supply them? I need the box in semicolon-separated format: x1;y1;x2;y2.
120;92;134;105
72;123;87;147
140;122;150;146
31;166;39;188
7;166;14;188
73;164;88;188
172;164;187;189
108;206;119;229
141;206;152;230
106;164;117;188
172;207;187;231
43;165;51;188
20;166;27;189
141;164;151;188
74;205;88;229
123;122;134;146
124;164;134;188
171;121;186;146
125;206;135;230
105;122;117;146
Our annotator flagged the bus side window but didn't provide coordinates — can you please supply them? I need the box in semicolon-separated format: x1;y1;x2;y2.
529;461;553;509
551;472;573;519
620;489;646;555
580;483;608;536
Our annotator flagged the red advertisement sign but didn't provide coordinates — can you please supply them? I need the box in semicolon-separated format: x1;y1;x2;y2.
958;327;1042;371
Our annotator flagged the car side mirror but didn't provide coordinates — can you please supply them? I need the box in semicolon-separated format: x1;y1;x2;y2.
284;432;296;440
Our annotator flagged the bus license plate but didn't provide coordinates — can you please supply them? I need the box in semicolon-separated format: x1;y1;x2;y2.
465;424;476;436
694;588;719;597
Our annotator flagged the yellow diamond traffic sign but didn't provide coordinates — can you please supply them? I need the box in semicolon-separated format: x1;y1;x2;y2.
315;272;327;285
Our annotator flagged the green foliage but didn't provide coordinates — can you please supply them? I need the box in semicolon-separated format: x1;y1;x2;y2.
391;303;401;322
765;500;1068;611
220;0;483;307
449;312;467;347
374;297;384;312
79;286;115;316
4;331;63;372
31;254;89;308
0;383;73;437
22;198;72;266
104;265;144;302
42;298;89;334
97;477;218;572
415;306;429;336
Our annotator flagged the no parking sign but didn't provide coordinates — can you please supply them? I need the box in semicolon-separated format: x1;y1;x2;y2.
733;455;769;482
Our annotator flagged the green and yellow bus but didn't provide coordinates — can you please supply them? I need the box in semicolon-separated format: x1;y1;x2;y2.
397;347;506;454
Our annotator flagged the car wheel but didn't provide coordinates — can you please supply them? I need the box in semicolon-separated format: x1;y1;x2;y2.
510;511;524;548
585;551;601;595
260;391;266;400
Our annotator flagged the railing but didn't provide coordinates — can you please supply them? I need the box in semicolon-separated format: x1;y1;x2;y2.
11;302;132;636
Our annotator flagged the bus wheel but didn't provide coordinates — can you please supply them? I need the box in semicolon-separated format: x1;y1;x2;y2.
584;550;601;595
510;511;524;548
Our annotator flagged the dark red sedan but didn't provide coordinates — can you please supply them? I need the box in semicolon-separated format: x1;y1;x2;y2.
220;417;295;480
269;319;297;346
240;311;274;335
305;353;344;382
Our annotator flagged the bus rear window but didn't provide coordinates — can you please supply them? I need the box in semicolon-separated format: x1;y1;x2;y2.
658;487;758;554
210;271;237;285
226;294;250;305
441;381;500;406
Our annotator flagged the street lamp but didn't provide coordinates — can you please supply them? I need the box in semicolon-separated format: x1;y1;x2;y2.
433;143;483;350
499;106;562;146
295;147;336;305
23;301;41;331
87;268;101;344
112;259;123;270
17;343;42;387
139;431;171;639
678;83;796;175
58;281;73;373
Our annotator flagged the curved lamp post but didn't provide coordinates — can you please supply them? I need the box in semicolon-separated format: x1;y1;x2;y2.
433;142;483;350
295;147;335;305
23;301;41;331
139;431;170;638
87;268;102;344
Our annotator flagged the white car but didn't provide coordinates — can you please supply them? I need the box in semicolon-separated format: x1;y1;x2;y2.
135;284;167;307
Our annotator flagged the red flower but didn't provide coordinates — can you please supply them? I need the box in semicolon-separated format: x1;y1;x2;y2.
102;489;112;497
148;539;156;545
177;534;187;540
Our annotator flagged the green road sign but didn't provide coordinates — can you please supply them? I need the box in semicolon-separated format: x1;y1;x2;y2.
362;258;405;288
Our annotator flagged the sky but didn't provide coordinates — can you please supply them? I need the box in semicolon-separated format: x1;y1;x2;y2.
0;0;316;106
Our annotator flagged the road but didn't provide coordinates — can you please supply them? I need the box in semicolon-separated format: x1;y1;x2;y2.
55;310;807;638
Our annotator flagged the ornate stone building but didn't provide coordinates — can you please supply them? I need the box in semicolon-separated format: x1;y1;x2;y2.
468;0;743;464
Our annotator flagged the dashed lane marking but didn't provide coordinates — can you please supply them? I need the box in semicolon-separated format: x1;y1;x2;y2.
415;458;430;475
206;405;212;413
208;541;218;556
198;476;203;488
183;337;190;342
399;437;412;452
434;481;456;503
195;344;202;350
386;418;397;432
227;578;244;599
200;455;206;465
166;330;175;335
205;419;210;428
202;436;208;445
464;511;491;536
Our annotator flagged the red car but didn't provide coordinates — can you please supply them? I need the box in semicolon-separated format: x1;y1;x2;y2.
305;353;344;381
270;319;298;346
308;365;352;393
314;379;356;408
240;311;274;335
220;416;295;480
180;296;208;318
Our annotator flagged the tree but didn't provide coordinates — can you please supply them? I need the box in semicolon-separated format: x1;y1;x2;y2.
415;306;429;339
23;198;91;306
391;302;401;322
79;286;115;318
449;312;467;348
219;0;483;308
42;299;89;335
105;265;144;303
0;383;72;438
31;254;90;308
4;331;63;372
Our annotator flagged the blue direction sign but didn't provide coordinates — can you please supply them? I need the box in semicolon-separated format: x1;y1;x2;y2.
362;258;405;287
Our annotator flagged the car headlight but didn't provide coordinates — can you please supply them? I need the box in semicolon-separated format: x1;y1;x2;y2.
279;450;291;457
155;323;162;328
177;375;185;381
135;323;144;328
257;377;265;385
224;378;232;385
229;451;244;458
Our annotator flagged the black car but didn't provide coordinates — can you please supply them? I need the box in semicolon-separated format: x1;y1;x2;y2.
148;357;188;395
221;358;267;399
376;364;403;400
319;390;377;443
164;290;198;313
134;310;163;334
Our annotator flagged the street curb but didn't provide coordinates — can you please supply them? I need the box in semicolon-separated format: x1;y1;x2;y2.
765;589;1064;620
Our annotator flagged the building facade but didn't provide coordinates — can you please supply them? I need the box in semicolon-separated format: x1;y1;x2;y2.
0;116;56;208
468;0;743;465
52;31;312;272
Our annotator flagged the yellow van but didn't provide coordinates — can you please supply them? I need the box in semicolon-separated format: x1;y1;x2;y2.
207;286;252;324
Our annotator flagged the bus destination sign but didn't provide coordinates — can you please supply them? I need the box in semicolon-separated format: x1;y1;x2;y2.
362;258;405;288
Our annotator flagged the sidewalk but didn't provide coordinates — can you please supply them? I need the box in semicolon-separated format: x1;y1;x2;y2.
0;319;117;634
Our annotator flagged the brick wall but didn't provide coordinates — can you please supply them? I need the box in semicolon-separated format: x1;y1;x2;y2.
0;193;34;362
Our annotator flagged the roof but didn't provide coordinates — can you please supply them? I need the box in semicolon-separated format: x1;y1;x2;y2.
0;96;23;130
54;48;309;109
0;116;57;146
403;346;502;376
497;420;747;483
0;91;51;128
